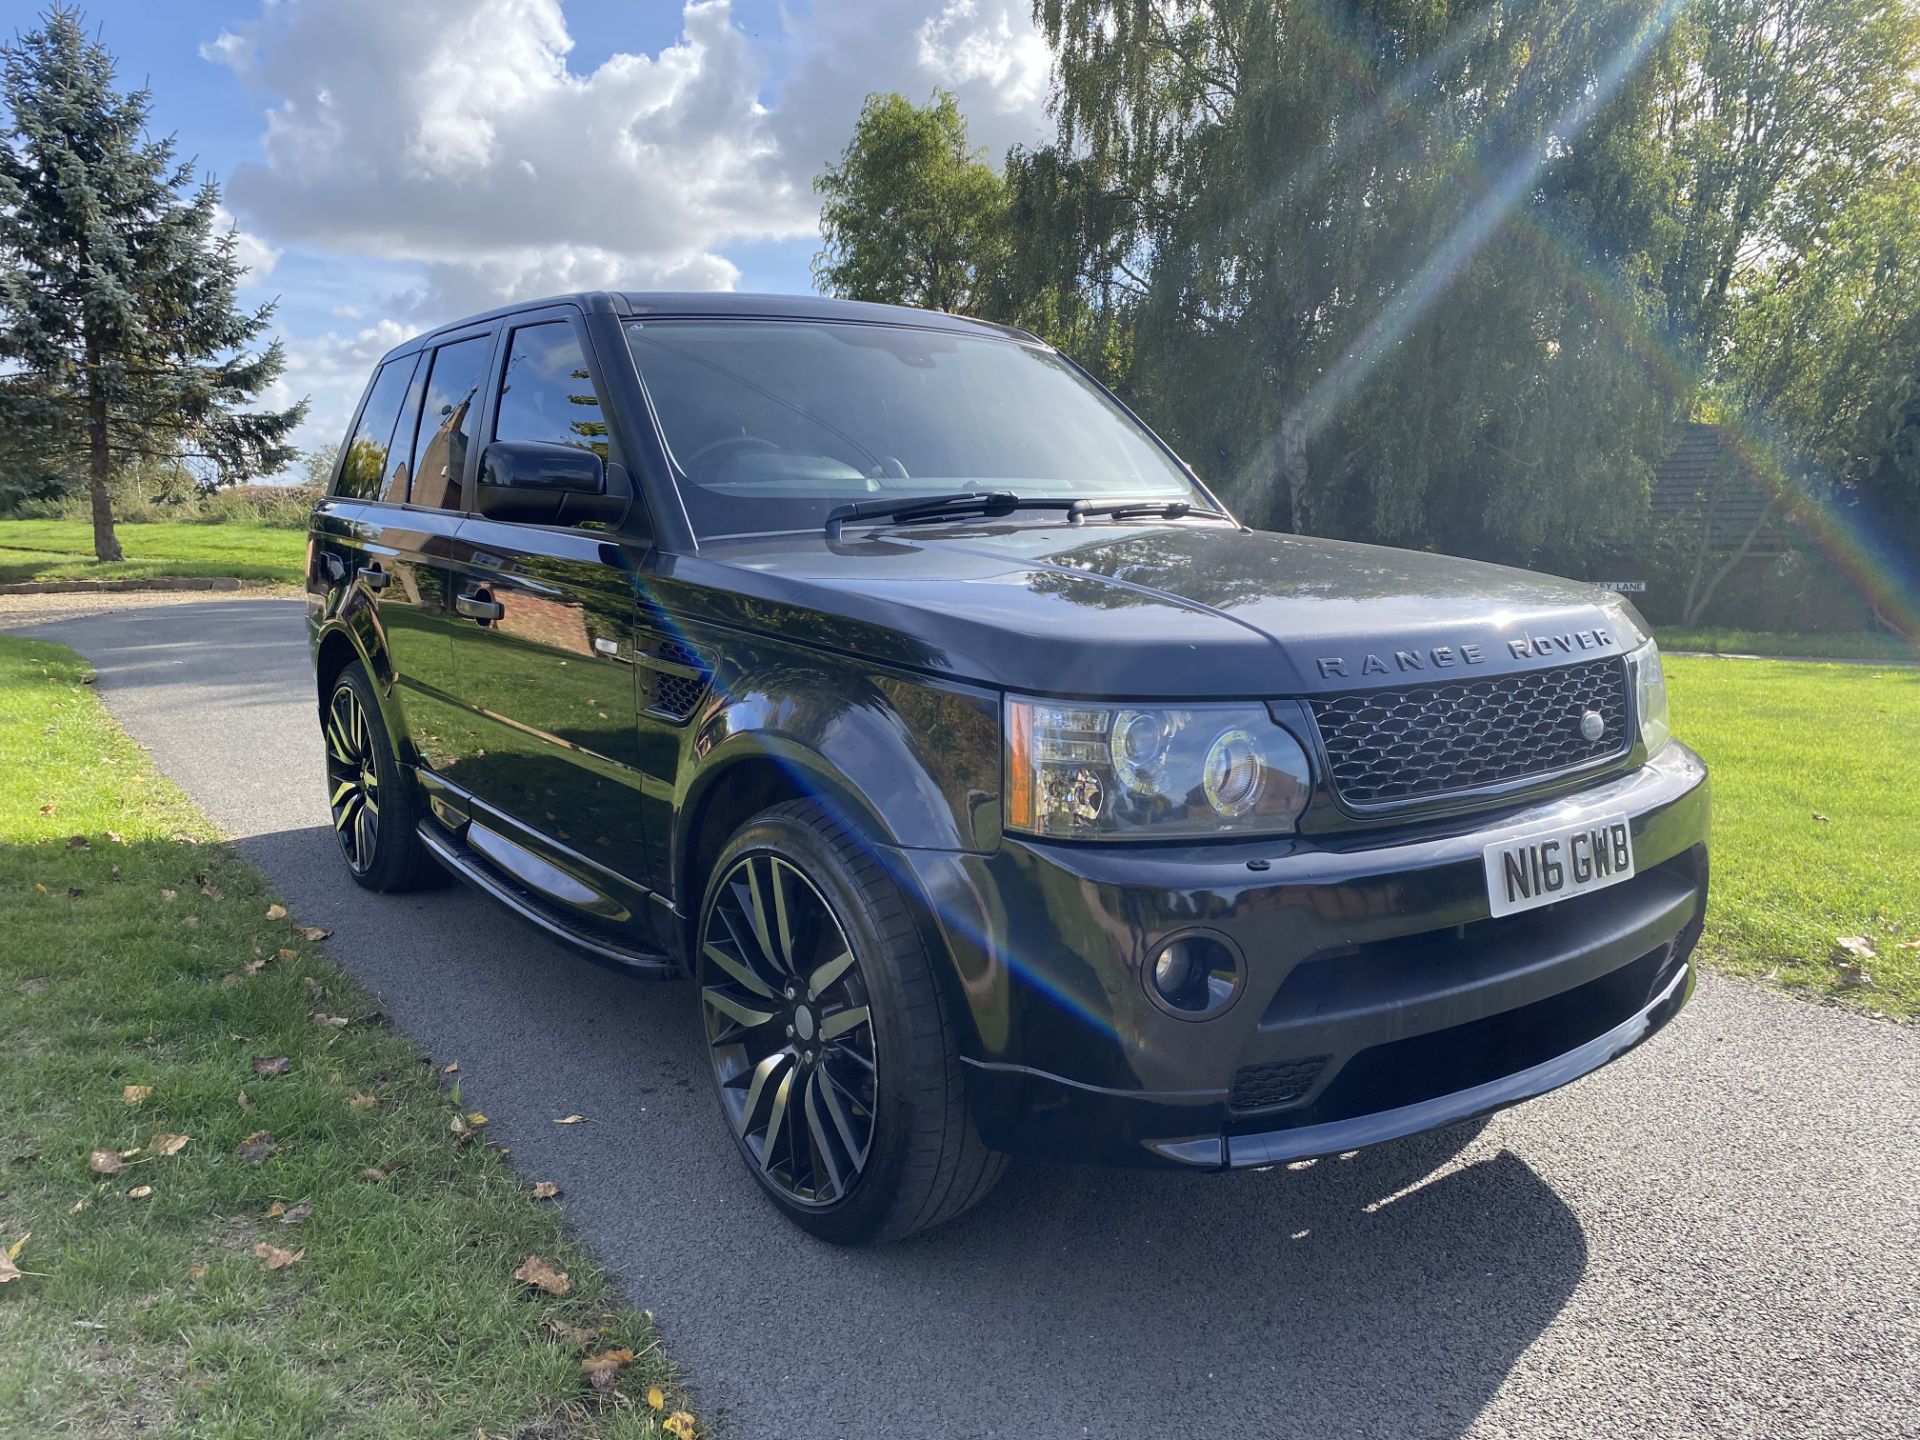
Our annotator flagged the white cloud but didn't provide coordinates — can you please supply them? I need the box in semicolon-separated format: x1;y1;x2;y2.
212;0;804;315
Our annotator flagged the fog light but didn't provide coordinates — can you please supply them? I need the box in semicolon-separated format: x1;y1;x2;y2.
1145;932;1242;1019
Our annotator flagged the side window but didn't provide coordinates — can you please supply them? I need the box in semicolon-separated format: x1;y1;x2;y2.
335;356;417;500
406;335;493;511
494;322;609;460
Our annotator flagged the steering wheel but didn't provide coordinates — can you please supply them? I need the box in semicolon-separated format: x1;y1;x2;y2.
683;434;778;478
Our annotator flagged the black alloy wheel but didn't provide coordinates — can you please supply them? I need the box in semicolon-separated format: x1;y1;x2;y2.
700;852;878;1207
321;660;443;893
325;679;381;875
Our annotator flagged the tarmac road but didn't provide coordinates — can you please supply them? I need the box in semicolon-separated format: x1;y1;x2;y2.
26;598;1920;1440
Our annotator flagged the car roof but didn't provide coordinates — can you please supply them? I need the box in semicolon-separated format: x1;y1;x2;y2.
375;291;1043;365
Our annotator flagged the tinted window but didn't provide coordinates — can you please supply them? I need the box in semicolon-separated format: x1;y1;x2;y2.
335;356;418;500
623;320;1198;539
495;322;608;459
407;335;493;511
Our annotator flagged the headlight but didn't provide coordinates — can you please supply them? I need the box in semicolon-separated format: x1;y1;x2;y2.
1006;697;1312;839
1630;641;1671;755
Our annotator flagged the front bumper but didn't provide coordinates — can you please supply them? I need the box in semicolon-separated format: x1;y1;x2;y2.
897;742;1709;1170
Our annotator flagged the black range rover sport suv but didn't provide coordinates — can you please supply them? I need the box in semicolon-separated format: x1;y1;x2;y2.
307;292;1709;1243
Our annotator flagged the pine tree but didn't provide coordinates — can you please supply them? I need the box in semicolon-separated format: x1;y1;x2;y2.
0;8;305;560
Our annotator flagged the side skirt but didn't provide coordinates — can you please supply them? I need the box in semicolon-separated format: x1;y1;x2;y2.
417;823;682;980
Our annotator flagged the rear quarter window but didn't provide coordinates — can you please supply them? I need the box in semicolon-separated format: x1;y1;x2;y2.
334;356;419;500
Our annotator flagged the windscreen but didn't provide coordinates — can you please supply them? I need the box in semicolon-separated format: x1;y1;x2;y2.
624;319;1200;539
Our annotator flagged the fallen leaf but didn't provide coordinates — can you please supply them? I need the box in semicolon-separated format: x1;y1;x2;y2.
252;1242;304;1271
237;1090;253;1110
88;1149;126;1176
648;1385;665;1412
265;904;288;921
277;1201;312;1227
309;1012;349;1030
33;882;47;894
67;835;89;850
200;884;223;900
358;1167;389;1183
1834;935;1878;962
532;1181;561;1200
126;1185;153;1201
122;1084;152;1106
553;1114;587;1125
38;802;55;815
240;958;267;976
581;1346;634;1393
276;947;297;962
67;886;84;898
1812;812;1831;823
106;830;124;845
0;1252;19;1285
251;1056;291;1078
348;1092;377;1112
118;1146;141;1159
450;1114;475;1143
266;1201;286;1219
70;1198;89;1214
181;915;199;928
6;1233;26;1261
220;973;247;990
441;1061;459;1074
188;1262;208;1280
465;1112;488;1127
1836;962;1873;989
294;925;331;942
1899;939;1920;951
543;1318;598;1350
109;865;121;881
663;1411;697;1440
235;1131;278;1165
512;1255;571;1296
160;889;176;901
148;1133;190;1157
304;977;326;1001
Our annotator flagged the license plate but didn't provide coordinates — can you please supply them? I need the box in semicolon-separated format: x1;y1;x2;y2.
1483;814;1635;918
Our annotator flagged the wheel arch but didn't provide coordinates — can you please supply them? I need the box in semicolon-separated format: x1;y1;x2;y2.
311;617;411;764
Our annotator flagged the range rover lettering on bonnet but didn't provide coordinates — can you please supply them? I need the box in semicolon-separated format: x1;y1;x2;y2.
1314;627;1616;680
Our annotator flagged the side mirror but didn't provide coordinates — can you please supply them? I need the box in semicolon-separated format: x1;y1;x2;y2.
475;441;625;526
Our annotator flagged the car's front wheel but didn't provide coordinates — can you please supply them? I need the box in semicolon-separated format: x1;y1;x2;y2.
696;800;1005;1243
321;660;443;892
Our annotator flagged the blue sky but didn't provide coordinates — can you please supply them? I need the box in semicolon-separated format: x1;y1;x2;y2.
38;0;1053;460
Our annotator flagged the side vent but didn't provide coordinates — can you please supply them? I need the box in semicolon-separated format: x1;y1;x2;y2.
641;635;709;723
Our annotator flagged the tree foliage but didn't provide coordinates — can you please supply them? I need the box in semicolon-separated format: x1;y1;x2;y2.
814;91;1008;315
0;9;305;560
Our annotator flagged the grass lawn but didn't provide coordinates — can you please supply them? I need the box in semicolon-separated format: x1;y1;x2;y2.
1659;626;1916;662
0;636;697;1439
1669;654;1920;1018
0;520;304;587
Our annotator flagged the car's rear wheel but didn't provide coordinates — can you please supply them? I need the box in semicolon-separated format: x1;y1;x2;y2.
322;660;442;892
696;800;1005;1243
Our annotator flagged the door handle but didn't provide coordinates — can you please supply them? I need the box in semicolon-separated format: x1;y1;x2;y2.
456;590;503;623
361;562;391;593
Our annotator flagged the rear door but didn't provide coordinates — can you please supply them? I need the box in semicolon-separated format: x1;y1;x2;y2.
311;348;466;770
438;309;656;929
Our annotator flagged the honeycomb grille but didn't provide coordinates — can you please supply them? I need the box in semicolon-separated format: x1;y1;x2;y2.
643;637;708;723
1309;657;1630;806
1230;1057;1328;1112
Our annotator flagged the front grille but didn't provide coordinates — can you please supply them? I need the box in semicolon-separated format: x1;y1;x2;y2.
1230;1056;1328;1113
1309;657;1630;806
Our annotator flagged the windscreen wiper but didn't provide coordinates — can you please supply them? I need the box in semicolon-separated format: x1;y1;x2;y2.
824;490;1235;541
826;491;1036;540
1066;499;1234;523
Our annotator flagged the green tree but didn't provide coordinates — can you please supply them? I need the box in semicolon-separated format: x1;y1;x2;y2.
0;9;305;561
1029;0;1679;559
814;91;1008;314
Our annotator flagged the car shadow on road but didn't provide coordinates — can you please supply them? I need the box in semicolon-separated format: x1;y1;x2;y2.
229;814;1588;1439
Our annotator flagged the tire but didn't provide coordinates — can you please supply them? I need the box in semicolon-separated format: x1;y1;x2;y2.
695;800;1006;1243
321;660;444;893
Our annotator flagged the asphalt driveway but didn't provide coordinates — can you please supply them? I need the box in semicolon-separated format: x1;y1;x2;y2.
26;598;1920;1439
